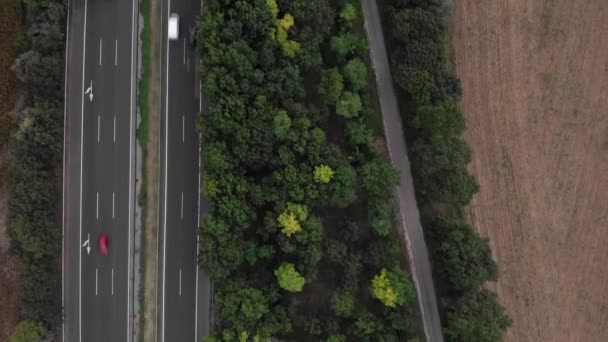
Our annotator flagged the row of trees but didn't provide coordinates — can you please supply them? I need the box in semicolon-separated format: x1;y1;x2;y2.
383;0;511;340
7;1;65;340
197;0;420;340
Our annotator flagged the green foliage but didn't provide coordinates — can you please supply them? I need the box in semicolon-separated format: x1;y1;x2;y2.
339;3;357;23
215;280;271;332
313;164;334;183
10;320;43;342
336;91;362;118
318;68;344;104
330;32;367;60
275;263;306;292
360;159;399;199
273;110;291;138
346;120;373;146
328;164;358;208
444;289;512;342
371;268;415;308
199;216;244;279
342;58;367;91
428;218;498;293
368;199;393;236
411;100;466;142
331;288;355;317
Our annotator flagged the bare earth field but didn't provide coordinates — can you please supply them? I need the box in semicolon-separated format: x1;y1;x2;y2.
451;0;608;341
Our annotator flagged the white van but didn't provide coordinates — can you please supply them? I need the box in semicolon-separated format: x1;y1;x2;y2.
168;13;179;40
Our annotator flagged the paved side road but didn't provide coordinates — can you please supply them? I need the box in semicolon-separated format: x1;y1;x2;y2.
361;1;444;341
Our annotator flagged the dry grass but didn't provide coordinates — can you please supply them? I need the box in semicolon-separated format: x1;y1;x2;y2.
451;0;608;340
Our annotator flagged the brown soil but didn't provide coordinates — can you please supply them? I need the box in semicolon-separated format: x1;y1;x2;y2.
451;0;608;340
0;1;22;340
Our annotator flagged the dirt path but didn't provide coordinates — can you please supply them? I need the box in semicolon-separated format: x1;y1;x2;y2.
451;1;608;340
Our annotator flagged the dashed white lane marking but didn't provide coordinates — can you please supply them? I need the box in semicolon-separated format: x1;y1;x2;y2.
179;269;182;296
95;268;98;296
111;268;114;295
112;192;115;219
180;191;184;219
96;192;99;219
182;114;185;142
114;39;118;66
97;115;100;142
183;38;186;64
113;116;116;143
99;39;102;66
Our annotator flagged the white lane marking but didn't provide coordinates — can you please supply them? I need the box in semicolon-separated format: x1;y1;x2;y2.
113;116;116;143
99;39;102;66
182;114;185;142
95;268;98;296
183;37;186;64
97;115;100;142
114;39;118;66
112;192;115;219
127;0;137;337
195;132;201;342
162;1;171;339
62;1;71;339
181;191;184;219
96;192;99;219
111;268;114;295
79;0;89;339
179;269;182;296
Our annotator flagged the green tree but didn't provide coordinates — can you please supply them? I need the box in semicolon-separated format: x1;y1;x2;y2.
445;289;512;342
275;262;306;292
368;199;393;236
330;32;366;59
342;58;367;91
340;3;357;22
391;7;444;45
10;320;43;342
336;91;362;118
273;110;291;138
314;164;334;183
428;217;497;293
331;288;355;317
370;268;415;308
215;281;271;331
411;100;466;142
346;120;372;146
360;159;399;199
277;203;308;237
318;68;344;104
329;164;358;208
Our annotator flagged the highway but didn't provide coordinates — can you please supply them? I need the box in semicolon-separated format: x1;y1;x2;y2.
158;0;211;340
63;0;138;340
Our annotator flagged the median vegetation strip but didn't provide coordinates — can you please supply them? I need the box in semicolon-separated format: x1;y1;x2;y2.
380;0;511;340
197;0;422;340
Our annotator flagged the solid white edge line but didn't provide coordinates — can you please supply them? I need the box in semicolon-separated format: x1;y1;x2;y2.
162;0;171;340
99;39;102;66
195;131;201;342
62;0;72;340
115;39;118;66
128;0;137;338
156;2;165;340
179;269;182;296
79;0;88;340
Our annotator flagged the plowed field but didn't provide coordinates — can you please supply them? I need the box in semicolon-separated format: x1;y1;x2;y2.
451;0;608;341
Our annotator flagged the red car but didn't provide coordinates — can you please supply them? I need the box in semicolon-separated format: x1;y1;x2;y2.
99;233;109;255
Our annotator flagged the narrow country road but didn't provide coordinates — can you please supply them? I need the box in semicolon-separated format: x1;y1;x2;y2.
361;1;444;341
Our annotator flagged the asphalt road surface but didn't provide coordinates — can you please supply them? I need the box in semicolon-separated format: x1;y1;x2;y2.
158;0;211;340
63;0;138;341
361;1;444;341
